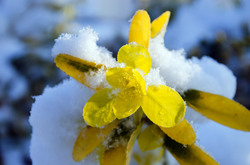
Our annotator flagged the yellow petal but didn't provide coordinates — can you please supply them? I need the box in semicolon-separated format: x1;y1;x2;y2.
117;44;151;74
164;136;219;165
106;67;146;93
54;54;103;90
160;119;196;145
113;88;143;119
102;123;142;165
138;124;164;151
83;88;116;127
129;10;151;48
184;90;250;131
142;85;185;128
151;11;171;38
72;120;118;161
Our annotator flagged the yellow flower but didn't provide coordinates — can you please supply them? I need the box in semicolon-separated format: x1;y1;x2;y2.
54;9;250;165
83;43;185;128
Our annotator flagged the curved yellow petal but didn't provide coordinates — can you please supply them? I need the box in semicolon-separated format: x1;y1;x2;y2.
113;88;143;119
160;119;196;145
83;88;116;127
106;67;146;93
164;136;219;165
184;90;250;131
142;85;185;128
151;11;171;38
129;10;151;48
72;120;118;161
117;44;151;74
55;54;103;90
102;123;142;165
138;124;164;151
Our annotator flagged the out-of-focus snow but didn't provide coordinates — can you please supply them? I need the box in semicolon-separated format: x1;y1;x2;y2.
0;37;27;100
165;0;250;50
14;6;63;40
76;0;137;19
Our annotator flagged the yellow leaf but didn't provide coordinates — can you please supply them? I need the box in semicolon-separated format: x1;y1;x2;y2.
113;88;143;119
151;11;171;38
184;90;250;131
117;44;151;74
164;136;219;165
160;119;196;145
138;124;164;151
106;67;146;93
142;85;185;128
54;54;103;90
72;120;118;161
129;10;151;48
83;88;116;127
102;123;142;165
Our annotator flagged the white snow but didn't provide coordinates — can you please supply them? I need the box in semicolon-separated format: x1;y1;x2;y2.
52;27;117;68
29;79;95;165
149;36;236;99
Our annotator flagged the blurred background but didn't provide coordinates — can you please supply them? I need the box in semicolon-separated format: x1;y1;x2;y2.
0;0;249;164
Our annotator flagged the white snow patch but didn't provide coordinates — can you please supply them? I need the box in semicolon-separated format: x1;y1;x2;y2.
29;79;95;165
149;37;236;99
52;27;118;68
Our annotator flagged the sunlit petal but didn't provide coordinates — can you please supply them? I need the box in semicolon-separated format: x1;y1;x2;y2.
129;10;151;48
160;119;196;145
142;85;185;128
83;88;116;127
151;11;171;38
106;67;146;93
117;43;151;74
113;88;143;119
